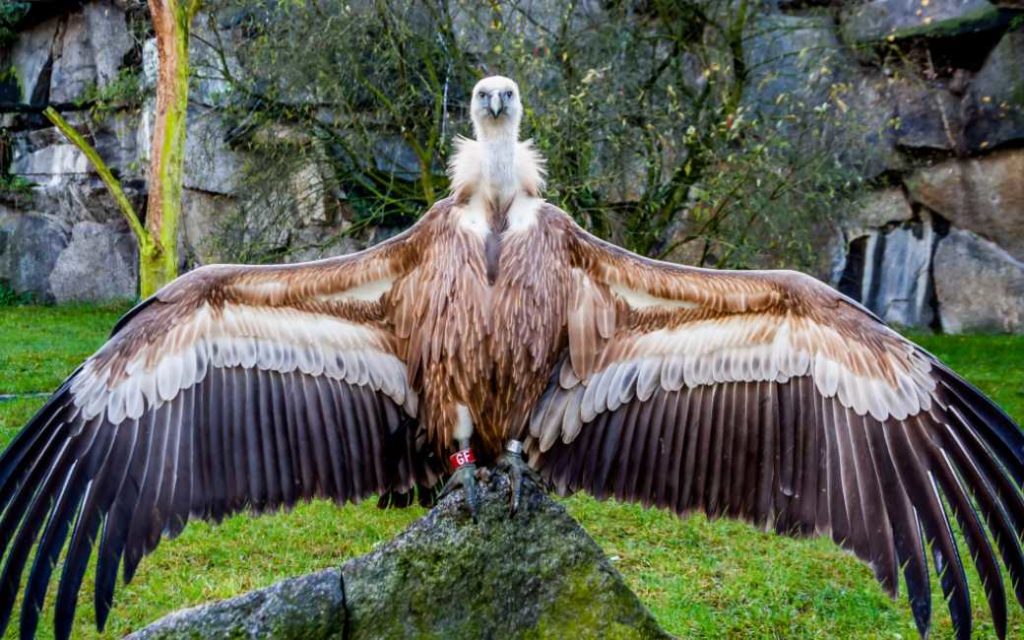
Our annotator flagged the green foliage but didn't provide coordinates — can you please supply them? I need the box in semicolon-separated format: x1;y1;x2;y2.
76;68;146;122
0;2;28;49
196;0;865;271
0;304;1022;638
0;283;34;307
0;175;33;196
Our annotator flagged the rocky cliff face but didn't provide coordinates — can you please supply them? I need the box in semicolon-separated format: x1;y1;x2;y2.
0;0;1021;332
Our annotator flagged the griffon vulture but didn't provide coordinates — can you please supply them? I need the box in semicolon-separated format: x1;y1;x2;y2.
1;76;1022;639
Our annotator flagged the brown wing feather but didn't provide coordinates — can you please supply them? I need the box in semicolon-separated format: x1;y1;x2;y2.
0;204;452;640
528;213;1024;640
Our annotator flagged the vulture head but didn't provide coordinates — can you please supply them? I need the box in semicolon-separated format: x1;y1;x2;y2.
470;75;522;139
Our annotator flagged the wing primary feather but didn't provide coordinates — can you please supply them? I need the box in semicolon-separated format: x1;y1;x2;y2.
317;377;348;502
635;397;661;506
919;428;1007;639
937;417;1024;610
678;386;704;513
595;408;627;499
166;385;195;537
612;399;642;501
886;420;972;640
95;415;153;631
123;403;173;583
847;410;897;597
288;371;316;497
302;377;333;497
229;369;248;511
56;419;135;639
754;381;777;528
715;382;737;516
20;419;111;639
692;385;715;512
865;423;932;636
206;368;228;521
659;389;685;510
240;369;266;511
268;371;297;506
833;404;871;563
256;370;283;509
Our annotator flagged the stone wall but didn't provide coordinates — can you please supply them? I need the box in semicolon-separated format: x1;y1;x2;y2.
0;0;1021;332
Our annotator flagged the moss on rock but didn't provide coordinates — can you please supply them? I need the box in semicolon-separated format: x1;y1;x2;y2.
128;470;671;639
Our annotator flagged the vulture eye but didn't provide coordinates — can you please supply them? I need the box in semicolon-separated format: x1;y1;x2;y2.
478;91;488;99
505;90;513;99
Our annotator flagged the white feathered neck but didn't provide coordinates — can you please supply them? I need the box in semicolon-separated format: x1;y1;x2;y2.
447;135;546;204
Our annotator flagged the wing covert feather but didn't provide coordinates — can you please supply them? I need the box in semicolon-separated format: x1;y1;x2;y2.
528;214;1024;639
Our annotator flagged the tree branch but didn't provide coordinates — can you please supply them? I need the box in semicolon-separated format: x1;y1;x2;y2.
42;106;154;254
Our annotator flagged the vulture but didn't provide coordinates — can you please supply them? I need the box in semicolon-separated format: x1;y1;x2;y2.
1;75;1023;639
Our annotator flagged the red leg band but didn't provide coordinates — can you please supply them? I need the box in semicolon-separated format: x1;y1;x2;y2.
449;448;477;470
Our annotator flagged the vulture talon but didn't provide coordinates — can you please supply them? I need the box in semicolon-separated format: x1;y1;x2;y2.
439;463;480;520
500;440;537;515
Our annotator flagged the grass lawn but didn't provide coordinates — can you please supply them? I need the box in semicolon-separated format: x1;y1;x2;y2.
0;304;1022;638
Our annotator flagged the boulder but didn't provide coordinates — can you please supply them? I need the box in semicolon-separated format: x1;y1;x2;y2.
934;228;1024;333
49;1;134;104
892;79;962;150
127;471;670;640
962;28;1024;151
744;13;847;115
49;220;137;303
6;214;69;301
905;149;1024;260
181;189;239;265
10;14;59;105
742;13;899;177
182;108;244;195
843;186;915;237
840;0;1003;45
837;213;937;328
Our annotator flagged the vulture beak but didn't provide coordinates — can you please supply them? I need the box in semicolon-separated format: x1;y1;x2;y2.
488;92;504;118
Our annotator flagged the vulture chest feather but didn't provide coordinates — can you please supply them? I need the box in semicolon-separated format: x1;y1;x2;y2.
397;203;571;456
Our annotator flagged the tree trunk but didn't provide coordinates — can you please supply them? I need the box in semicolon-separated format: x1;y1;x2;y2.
143;0;200;295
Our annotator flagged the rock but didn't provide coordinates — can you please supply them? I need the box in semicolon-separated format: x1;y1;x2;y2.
49;1;134;104
373;137;424;182
10;15;59;105
844;186;915;237
49;220;137;302
840;0;1003;45
962;28;1024;151
837;73;903;178
837;212;937;328
6;214;69;301
744;13;847;115
182;108;244;195
934;228;1024;332
742;13;899;177
892;80;962;150
12;111;143;184
181;189;239;265
905;149;1024;260
128;471;670;640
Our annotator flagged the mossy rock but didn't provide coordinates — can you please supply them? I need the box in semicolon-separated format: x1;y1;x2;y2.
128;471;671;639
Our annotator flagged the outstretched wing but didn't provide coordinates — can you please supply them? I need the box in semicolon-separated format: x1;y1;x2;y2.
0;224;443;639
528;217;1024;639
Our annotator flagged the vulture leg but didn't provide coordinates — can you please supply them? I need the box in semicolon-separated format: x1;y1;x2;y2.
438;405;480;519
498;439;540;515
438;447;480;520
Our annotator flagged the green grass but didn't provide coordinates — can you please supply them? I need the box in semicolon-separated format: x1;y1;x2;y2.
0;305;1021;638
